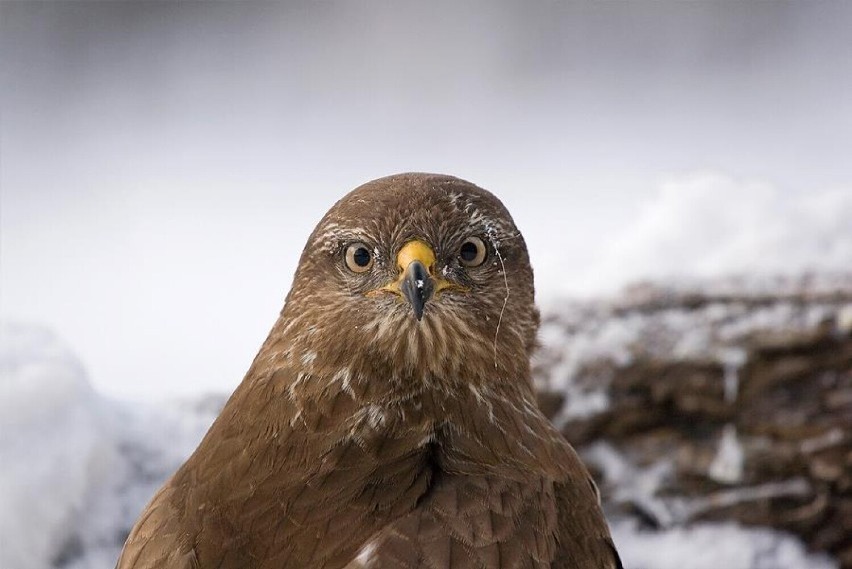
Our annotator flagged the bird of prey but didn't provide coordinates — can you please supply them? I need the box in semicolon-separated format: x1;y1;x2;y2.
116;173;620;569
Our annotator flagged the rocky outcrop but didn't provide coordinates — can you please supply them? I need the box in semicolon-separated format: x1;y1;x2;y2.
535;277;852;567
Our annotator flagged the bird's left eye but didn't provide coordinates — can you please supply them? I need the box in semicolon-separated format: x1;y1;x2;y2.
458;236;487;267
344;242;374;273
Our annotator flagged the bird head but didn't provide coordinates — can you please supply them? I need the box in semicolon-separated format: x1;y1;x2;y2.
274;173;539;384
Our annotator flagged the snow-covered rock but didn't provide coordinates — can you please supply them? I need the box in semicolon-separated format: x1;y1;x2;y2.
535;276;851;568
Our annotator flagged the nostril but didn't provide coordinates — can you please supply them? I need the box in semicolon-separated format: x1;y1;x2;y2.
410;261;429;283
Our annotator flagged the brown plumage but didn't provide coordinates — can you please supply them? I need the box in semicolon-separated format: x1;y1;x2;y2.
116;173;621;569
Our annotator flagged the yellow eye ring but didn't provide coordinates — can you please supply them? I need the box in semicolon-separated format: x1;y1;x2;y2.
458;236;487;267
344;242;374;273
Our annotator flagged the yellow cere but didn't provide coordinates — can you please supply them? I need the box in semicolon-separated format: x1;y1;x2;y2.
396;240;436;271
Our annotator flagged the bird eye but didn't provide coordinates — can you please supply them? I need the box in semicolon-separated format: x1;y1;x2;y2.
344;242;374;273
458;236;487;267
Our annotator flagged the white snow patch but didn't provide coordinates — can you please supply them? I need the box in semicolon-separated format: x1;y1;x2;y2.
838;303;852;333
612;519;837;569
583;441;677;527
0;324;121;569
567;173;852;297
0;323;219;569
709;424;745;484
719;347;747;403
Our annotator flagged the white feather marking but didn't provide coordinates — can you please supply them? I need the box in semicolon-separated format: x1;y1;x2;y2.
300;351;317;367
355;540;377;565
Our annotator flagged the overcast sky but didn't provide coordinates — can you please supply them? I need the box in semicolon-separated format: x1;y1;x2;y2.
2;1;851;399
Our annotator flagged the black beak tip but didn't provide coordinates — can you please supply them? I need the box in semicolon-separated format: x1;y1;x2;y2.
401;261;433;322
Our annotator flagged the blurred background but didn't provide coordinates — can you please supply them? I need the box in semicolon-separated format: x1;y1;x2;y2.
1;2;851;568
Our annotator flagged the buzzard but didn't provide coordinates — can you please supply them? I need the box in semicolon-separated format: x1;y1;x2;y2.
116;173;620;568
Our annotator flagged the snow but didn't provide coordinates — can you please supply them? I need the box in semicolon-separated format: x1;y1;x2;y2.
719;347;746;403
708;424;745;484
838;304;852;333
0;324;115;569
563;173;852;297
0;323;220;569
711;353;746;484
611;519;835;569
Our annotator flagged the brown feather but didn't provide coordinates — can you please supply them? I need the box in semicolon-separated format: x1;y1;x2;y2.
116;173;619;569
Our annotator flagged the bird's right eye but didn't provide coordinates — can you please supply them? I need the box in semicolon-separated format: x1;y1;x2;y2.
344;242;374;273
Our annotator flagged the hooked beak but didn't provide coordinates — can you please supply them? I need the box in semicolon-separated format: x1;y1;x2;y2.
399;260;434;321
370;240;463;321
